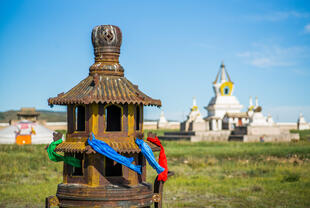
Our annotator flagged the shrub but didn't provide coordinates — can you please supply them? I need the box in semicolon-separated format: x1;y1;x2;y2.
281;172;300;182
251;185;263;192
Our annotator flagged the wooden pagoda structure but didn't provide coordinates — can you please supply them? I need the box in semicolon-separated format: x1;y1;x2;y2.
46;25;165;208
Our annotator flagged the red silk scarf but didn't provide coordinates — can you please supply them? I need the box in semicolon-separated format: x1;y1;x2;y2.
147;136;168;181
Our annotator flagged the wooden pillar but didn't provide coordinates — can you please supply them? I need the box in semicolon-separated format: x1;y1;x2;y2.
88;104;100;186
87;154;100;186
62;162;67;184
128;104;135;136
91;104;99;135
67;105;74;134
127;154;138;186
141;105;144;131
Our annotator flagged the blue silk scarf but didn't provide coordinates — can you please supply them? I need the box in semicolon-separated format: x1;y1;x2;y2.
88;134;142;174
135;138;165;174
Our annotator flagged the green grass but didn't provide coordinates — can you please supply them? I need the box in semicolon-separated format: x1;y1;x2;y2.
0;144;62;208
1;140;310;207
144;128;177;136
151;141;310;208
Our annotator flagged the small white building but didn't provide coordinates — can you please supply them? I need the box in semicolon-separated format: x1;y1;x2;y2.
222;112;249;130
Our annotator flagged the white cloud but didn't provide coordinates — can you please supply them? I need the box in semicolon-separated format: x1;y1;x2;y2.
237;44;309;68
236;51;251;58
251;57;273;67
290;68;310;76
304;24;310;34
248;11;310;22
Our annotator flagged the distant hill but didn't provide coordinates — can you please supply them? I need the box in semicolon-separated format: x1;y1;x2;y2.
0;110;66;123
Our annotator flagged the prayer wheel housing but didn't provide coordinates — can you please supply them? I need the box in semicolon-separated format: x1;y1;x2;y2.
46;25;163;208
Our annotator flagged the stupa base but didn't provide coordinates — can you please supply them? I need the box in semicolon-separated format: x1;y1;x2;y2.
47;182;154;208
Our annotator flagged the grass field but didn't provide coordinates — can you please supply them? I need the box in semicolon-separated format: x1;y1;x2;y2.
0;132;310;207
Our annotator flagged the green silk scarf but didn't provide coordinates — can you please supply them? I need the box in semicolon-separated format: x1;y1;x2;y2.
47;139;81;168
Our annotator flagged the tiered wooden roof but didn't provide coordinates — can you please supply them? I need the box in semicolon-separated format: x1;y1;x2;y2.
48;75;161;106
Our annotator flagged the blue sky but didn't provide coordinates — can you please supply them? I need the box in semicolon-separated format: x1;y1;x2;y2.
0;0;309;122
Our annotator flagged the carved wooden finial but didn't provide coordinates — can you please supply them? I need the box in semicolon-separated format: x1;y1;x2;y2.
92;25;122;54
89;25;124;76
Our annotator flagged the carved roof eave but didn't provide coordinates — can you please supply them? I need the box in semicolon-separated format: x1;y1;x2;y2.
48;75;161;107
55;140;161;153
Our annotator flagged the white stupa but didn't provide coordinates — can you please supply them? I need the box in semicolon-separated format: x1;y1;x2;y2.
297;113;309;130
157;111;168;129
205;62;243;130
266;114;275;126
188;97;204;122
249;97;269;126
159;111;168;123
180;97;205;131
